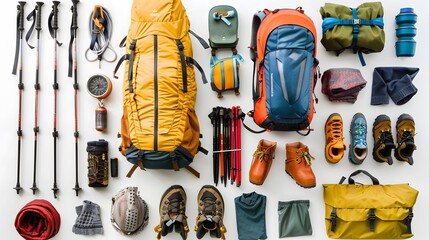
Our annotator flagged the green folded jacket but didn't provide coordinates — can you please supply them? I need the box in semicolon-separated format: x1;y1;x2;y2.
320;2;385;54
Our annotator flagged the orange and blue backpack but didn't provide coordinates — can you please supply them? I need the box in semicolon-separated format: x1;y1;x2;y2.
247;7;319;135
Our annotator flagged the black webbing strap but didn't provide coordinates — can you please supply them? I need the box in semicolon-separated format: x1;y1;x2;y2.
198;146;209;155
48;9;62;46
176;40;188;92
406;208;414;234
330;208;337;232
369;208;376;232
113;54;129;79
13;6;23;75
239;111;266;134
67;27;75;77
127;40;137;93
119;36;127;48
25;7;37;49
189;30;209;49
186;57;208;84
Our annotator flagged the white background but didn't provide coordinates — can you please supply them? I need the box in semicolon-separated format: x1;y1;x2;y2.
0;0;427;239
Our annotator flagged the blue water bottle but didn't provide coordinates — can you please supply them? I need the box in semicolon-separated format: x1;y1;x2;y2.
395;8;417;57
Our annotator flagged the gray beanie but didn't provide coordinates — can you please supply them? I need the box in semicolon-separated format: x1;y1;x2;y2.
72;200;104;235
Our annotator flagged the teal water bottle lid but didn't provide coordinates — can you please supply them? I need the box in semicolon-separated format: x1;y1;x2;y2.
400;8;414;14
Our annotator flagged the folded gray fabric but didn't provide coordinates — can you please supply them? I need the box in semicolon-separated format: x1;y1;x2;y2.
371;67;419;105
72;200;104;235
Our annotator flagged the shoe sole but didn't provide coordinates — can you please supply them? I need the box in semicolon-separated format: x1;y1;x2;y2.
372;114;392;164
199;185;224;206
349;112;366;165
285;171;316;189
325;113;341;163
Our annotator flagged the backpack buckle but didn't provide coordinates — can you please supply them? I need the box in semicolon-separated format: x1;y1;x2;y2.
353;19;360;25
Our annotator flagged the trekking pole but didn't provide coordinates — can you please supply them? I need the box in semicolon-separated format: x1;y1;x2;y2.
26;1;44;195
69;0;81;196
208;108;218;186
219;107;225;185
236;107;243;187
49;0;61;198
230;106;236;185
13;1;26;194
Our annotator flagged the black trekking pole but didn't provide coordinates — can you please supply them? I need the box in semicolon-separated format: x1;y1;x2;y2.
49;0;61;198
26;1;44;195
13;1;26;194
69;0;81;196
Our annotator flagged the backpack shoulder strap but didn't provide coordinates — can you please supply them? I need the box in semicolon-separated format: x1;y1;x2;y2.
250;10;268;62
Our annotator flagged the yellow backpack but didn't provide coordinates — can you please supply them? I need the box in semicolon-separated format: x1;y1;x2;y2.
115;0;208;177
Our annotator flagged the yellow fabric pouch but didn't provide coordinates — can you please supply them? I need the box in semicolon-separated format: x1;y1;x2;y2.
323;170;418;239
210;54;242;98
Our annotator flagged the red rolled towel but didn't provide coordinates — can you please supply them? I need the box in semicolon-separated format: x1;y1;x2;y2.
15;199;61;240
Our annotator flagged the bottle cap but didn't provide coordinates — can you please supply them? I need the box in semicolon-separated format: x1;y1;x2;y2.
400;8;414;14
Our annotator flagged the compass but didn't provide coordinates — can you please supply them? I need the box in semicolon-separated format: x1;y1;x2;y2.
87;74;112;100
87;74;112;132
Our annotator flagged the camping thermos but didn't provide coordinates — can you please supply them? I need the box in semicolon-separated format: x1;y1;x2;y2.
395;8;417;57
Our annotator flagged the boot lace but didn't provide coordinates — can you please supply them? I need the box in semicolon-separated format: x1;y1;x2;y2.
352;122;367;146
398;130;415;145
328;119;343;141
378;130;393;144
253;148;272;161
297;151;315;166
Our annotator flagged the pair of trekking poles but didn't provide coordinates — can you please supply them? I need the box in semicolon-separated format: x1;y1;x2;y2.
12;0;81;197
209;106;243;187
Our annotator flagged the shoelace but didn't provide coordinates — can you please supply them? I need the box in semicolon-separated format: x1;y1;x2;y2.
201;197;217;216
328;119;343;140
253;148;273;161
297;151;315;166
398;130;415;145
353;123;367;146
379;130;394;144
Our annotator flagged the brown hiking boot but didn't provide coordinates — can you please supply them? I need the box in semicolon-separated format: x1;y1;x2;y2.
195;185;226;240
372;114;395;165
155;185;189;240
285;142;316;188
395;114;416;165
325;113;346;163
249;139;277;185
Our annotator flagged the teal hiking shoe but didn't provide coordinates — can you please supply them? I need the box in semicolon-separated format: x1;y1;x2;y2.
349;113;368;164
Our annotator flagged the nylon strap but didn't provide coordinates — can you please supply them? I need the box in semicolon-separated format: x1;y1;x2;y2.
185;166;200;178
330;208;337;232
68;23;76;77
186;57;208;84
48;10;62;46
113;54;129;79
12;9;22;75
127;40;137;93
369;208;376;232
25;8;37;49
239;112;266;134
176;40;188;92
189;30;209;49
406;208;414;234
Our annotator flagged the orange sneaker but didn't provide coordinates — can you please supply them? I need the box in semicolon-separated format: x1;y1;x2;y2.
325;113;346;163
